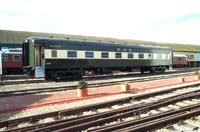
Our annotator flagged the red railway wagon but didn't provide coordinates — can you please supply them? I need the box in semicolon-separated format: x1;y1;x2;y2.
2;48;23;74
173;54;188;67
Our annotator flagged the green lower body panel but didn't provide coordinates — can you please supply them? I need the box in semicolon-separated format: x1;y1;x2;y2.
45;59;171;69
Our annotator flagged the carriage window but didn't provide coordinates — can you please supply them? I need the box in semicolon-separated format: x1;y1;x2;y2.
139;53;144;59
67;51;77;58
2;55;8;62
85;51;94;58
101;52;109;58
188;55;194;59
13;55;20;61
115;53;122;58
128;53;133;58
178;58;182;61
51;50;57;58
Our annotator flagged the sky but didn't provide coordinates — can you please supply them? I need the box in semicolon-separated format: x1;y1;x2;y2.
0;0;200;45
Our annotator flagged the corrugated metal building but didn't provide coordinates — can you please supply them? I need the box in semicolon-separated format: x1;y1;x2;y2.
0;29;200;67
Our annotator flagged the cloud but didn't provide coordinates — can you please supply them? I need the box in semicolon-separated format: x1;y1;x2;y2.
141;17;200;44
175;14;200;23
0;0;200;44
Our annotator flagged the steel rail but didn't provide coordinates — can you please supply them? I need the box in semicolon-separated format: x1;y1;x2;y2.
51;92;200;132
90;103;200;132
1;83;200;131
12;92;200;132
0;69;183;85
0;71;195;97
113;107;200;132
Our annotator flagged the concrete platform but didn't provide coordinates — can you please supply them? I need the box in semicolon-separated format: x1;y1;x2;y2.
0;75;199;114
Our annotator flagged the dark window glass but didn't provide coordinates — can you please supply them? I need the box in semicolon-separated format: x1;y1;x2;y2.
101;52;109;58
115;53;122;58
85;51;94;58
128;53;133;58
2;55;8;62
188;55;194;59
139;53;144;59
51;50;57;58
67;51;77;58
13;55;20;61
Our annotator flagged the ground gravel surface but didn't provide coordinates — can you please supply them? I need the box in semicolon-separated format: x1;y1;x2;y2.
0;93;135;122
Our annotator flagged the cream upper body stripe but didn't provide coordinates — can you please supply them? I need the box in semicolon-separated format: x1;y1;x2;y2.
44;49;170;60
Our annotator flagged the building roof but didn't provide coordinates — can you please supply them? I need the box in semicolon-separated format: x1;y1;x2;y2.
28;37;171;50
0;29;200;52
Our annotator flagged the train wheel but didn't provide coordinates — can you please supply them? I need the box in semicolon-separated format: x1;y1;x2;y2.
149;68;155;73
45;71;52;80
77;75;83;79
160;68;166;73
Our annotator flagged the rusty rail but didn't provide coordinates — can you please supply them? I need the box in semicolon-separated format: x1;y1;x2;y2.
7;92;200;132
0;69;196;97
113;106;200;132
2;83;200;131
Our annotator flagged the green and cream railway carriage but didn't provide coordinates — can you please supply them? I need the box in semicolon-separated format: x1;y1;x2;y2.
23;37;172;79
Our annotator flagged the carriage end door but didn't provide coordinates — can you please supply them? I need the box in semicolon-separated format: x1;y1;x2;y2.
35;44;45;78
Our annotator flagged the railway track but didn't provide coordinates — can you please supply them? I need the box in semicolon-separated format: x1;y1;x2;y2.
47;93;200;132
91;104;200;132
0;71;195;97
0;78;47;85
1;68;199;85
1;84;200;131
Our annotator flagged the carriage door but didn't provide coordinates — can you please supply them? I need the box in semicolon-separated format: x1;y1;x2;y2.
35;44;45;78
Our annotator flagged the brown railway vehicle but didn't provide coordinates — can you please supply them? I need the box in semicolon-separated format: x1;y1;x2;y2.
173;54;188;68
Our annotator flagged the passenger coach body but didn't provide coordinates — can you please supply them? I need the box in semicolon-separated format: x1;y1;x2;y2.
1;48;23;74
23;37;172;79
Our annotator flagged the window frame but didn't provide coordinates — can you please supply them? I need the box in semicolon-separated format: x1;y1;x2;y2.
128;53;134;59
101;52;109;58
67;51;77;58
51;50;57;58
85;51;94;58
115;52;122;59
2;54;8;62
12;54;20;61
138;53;144;59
